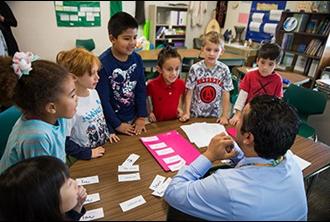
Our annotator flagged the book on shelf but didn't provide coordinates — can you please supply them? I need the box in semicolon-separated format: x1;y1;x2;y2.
316;19;330;35
293;55;308;73
307;59;319;78
281;33;294;50
156;26;166;39
280;52;295;70
305;19;318;33
294;14;309;32
296;43;306;53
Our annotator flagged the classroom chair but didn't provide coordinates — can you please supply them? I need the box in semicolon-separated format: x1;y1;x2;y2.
76;38;95;51
0;106;21;158
284;84;327;141
230;74;239;104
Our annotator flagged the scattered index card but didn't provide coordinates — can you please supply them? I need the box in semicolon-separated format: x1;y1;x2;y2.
149;175;166;191
122;153;140;167
118;165;140;172
79;207;104;221
152;178;172;197
76;175;99;186
118;173;141;182
83;193;101;205
119;195;146;212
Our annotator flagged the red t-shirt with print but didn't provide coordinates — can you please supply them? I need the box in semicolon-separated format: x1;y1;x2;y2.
239;69;283;103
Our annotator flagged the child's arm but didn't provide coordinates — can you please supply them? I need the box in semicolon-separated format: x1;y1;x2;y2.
177;94;184;118
229;90;248;126
179;88;193;122
147;96;157;122
108;133;120;143
217;91;230;125
65;137;92;160
134;117;146;135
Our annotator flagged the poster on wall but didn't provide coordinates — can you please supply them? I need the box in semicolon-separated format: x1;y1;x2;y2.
54;1;101;27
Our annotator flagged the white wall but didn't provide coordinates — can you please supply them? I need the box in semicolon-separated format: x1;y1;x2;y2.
8;1;217;61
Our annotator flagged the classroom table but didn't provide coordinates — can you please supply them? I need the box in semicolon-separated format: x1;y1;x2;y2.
138;49;245;68
235;66;310;87
70;118;330;221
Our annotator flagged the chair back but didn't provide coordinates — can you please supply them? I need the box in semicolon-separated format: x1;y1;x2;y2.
230;74;239;104
76;39;95;51
0;106;21;157
284;84;327;121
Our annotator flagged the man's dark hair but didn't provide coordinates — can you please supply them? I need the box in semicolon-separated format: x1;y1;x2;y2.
257;43;282;62
107;12;138;37
241;95;300;159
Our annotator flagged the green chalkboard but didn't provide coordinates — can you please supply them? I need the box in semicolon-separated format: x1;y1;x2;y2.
54;1;101;27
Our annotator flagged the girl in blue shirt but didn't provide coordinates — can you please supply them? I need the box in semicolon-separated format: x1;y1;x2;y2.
0;52;77;172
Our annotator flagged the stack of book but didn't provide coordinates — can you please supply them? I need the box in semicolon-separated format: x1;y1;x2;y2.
316;19;330;36
305;39;323;57
316;79;330;96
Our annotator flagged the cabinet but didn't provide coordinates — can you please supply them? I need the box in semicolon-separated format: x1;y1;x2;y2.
275;11;330;87
149;5;188;48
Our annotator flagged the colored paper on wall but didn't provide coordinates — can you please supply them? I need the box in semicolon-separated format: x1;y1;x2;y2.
238;13;249;24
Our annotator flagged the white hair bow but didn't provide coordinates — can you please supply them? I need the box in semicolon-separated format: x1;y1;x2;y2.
12;52;39;78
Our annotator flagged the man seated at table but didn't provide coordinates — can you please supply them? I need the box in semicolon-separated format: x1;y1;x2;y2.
164;95;307;221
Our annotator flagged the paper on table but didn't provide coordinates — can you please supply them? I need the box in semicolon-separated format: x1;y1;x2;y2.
152;177;172;197
76;176;99;186
83;193;101;205
149;175;166;191
118;173;141;182
79;207;104;221
289;150;311;171
118;165;139;172
180;122;226;148
121;153;140;167
119;195;146;212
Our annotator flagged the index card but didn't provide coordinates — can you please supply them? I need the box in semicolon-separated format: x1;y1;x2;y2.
79;207;104;221
76;176;99;186
149;175;166;191
122;153;140;167
149;142;167;150
118;173;141;182
163;155;181;164
118;165;139;172
152;178;172;197
141;136;159;142
119;195;146;212
155;147;175;156
83;193;101;205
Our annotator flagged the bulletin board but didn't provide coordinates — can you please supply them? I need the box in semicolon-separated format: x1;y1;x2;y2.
54;1;101;27
246;1;286;43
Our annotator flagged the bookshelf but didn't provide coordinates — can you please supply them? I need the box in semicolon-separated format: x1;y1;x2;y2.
149;5;188;48
275;11;330;88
